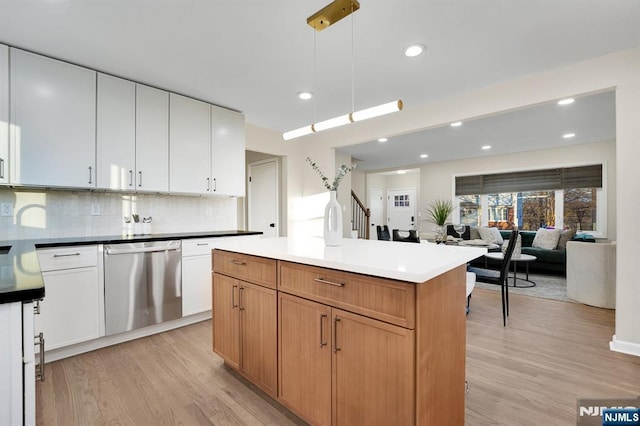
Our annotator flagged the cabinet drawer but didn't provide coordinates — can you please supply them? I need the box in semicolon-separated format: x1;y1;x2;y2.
182;238;219;256
212;250;277;289
279;261;415;329
37;246;98;271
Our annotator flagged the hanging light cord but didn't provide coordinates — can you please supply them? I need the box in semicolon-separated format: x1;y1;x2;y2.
351;2;355;113
314;30;317;124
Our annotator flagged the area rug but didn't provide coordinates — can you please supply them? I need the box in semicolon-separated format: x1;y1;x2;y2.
473;272;572;303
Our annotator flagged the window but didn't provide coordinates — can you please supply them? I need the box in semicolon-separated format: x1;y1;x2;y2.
454;164;606;236
394;194;410;207
563;188;597;232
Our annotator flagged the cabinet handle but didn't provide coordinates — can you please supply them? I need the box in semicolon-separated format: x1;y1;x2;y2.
238;287;245;311
35;333;45;382
33;299;42;315
333;317;341;353
213;177;217;192
206;177;211;192
138;171;142;187
314;277;345;287
230;260;246;266
0;157;4;179
129;170;133;187
320;314;328;347
53;252;81;258
196;243;209;246
232;284;238;308
88;166;92;184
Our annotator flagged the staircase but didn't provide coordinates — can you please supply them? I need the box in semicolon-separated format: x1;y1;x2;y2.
351;190;370;239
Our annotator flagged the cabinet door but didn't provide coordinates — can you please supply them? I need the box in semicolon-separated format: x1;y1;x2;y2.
0;44;8;184
97;74;135;190
10;48;96;188
212;273;240;369
35;267;101;350
333;309;415;426
278;293;332;425
136;84;169;192
182;254;213;316
211;105;245;196
239;280;277;396
169;93;210;194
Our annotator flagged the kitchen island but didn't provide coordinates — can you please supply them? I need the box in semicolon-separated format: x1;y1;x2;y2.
212;237;486;426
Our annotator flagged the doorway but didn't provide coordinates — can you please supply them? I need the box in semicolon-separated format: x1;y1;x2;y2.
368;188;384;239
387;188;417;232
248;158;279;238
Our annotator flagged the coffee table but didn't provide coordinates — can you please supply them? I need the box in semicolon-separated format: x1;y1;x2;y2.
484;252;537;288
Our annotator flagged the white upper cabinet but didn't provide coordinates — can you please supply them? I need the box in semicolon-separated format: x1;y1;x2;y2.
0;45;8;185
211;105;245;196
10;48;96;188
169;93;211;194
97;77;169;192
97;74;136;190
136;84;169;192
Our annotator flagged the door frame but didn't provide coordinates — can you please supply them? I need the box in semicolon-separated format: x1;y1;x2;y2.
248;158;280;237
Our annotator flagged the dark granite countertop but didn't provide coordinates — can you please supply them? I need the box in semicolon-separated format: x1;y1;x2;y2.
0;230;262;304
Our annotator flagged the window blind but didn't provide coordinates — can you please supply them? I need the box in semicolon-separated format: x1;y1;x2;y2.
455;164;602;195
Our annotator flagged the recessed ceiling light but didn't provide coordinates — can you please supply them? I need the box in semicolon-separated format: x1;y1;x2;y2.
397;170;407;175
558;98;575;106
297;91;314;100
450;121;462;127
404;44;426;57
378;137;388;143
420;154;428;158
481;145;492;150
563;133;576;139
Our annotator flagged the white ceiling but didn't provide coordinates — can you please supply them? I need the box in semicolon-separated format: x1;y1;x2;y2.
340;90;616;171
0;0;638;167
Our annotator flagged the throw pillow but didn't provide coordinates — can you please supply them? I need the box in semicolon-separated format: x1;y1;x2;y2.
557;229;577;249
531;228;563;250
501;235;522;258
478;227;504;245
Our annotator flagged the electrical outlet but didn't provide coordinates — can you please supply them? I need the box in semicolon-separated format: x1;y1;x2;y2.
0;202;13;217
91;203;101;216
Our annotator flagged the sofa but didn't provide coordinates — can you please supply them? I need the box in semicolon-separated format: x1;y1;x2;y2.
465;227;595;275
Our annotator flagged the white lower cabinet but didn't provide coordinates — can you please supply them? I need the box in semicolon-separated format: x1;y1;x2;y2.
182;235;260;317
36;246;103;350
0;301;37;426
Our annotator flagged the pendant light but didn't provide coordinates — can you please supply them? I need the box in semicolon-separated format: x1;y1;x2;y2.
283;0;403;141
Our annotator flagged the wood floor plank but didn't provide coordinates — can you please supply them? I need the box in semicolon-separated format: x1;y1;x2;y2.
37;289;640;425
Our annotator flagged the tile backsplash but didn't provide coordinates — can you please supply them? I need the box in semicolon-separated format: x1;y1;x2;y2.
0;188;239;241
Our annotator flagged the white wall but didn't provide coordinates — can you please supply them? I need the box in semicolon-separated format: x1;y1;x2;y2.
0;188;237;240
419;140;616;239
247;48;640;354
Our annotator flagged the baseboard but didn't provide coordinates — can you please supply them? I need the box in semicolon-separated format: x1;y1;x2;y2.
44;311;212;363
609;335;640;357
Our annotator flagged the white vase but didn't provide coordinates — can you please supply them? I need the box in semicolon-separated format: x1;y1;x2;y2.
324;190;342;246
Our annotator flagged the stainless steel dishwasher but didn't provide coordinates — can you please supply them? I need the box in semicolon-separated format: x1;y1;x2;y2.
103;240;182;335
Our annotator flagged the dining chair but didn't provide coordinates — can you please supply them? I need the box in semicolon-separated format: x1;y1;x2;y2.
392;229;420;243
468;229;519;326
376;225;391;241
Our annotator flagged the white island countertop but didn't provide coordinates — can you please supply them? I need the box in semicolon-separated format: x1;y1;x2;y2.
213;237;487;283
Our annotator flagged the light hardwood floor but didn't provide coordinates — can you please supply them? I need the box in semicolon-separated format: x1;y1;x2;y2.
37;289;640;425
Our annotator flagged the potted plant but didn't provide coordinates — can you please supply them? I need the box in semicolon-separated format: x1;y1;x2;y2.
424;199;455;243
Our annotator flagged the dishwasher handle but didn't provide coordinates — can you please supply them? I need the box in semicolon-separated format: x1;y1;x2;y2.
105;245;181;255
